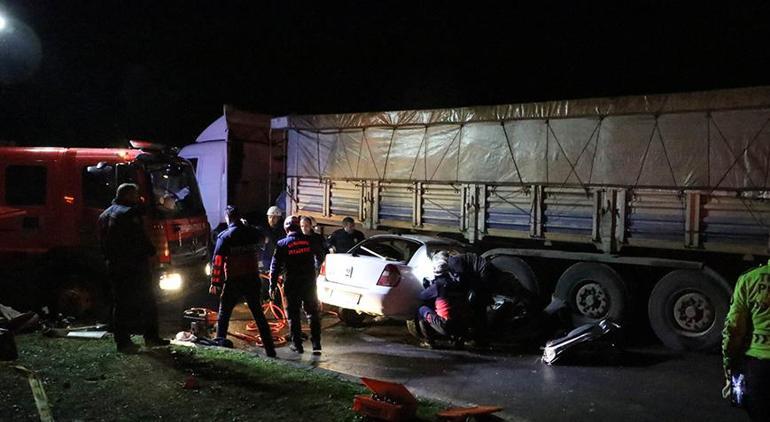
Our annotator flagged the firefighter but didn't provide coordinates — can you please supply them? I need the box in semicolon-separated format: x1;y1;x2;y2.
209;206;276;358
300;216;327;274
98;183;168;353
417;252;471;349
270;215;323;354
261;206;285;269
723;261;770;420
327;216;365;254
258;206;285;297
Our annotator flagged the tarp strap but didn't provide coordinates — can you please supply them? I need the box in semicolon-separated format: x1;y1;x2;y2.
382;128;397;180
558;118;602;188
489;187;533;216
710;115;770;193
710;115;764;189
429;126;462;182
546;120;588;191
500;122;524;185
408;127;429;181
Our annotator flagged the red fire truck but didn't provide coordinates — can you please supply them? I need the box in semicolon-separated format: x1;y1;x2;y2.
0;141;211;316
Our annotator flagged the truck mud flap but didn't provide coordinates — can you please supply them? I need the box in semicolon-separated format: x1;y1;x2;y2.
542;318;622;365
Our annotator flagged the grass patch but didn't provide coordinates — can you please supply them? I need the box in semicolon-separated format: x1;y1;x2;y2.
1;334;444;421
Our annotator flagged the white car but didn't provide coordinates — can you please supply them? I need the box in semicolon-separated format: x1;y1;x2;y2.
317;234;469;325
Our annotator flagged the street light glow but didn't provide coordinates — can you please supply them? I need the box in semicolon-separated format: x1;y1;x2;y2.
0;15;7;31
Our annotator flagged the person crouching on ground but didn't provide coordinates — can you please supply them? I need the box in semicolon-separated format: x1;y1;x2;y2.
418;251;472;349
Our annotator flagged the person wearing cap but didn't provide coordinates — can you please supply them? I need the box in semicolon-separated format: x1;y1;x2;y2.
300;216;327;274
210;206;276;358
269;215;324;354
327;216;365;254
98;183;168;353
259;206;285;268
723;261;770;420
416;251;472;349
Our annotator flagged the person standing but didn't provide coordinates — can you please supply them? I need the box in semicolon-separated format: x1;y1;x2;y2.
98;183;168;353
270;216;323;354
209;206;276;357
723;261;770;421
300;216;327;274
327;216;365;254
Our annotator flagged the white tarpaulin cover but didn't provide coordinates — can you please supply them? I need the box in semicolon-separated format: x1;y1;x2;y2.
281;86;770;190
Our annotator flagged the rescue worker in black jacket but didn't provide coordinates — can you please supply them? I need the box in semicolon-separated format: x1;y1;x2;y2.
270;215;323;354
300;216;327;274
98;183;168;353
327;216;365;253
418;252;472;349
210;206;276;357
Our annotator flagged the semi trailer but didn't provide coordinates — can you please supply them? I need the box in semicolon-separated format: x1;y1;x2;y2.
269;86;770;351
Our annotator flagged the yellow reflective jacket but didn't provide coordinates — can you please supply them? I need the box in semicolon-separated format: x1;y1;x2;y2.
723;261;770;372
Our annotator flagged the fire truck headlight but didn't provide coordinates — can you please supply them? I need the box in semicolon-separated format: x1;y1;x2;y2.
159;272;183;291
204;263;211;277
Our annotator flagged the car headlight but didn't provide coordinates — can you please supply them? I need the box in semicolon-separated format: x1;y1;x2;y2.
204;263;211;276
159;272;183;290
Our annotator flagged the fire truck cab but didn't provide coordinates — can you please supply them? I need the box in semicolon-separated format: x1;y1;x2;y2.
0;142;211;316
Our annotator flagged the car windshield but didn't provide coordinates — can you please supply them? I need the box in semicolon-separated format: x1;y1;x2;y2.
353;238;422;262
148;162;205;219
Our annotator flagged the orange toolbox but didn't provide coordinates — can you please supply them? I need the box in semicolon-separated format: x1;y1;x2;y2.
352;377;417;421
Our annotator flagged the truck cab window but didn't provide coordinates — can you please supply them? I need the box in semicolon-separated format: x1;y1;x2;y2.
82;166;116;208
5;165;47;206
149;162;205;218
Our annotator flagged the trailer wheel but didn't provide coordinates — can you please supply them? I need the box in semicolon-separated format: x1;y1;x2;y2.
648;269;731;351
487;255;541;301
337;307;367;327
554;262;629;326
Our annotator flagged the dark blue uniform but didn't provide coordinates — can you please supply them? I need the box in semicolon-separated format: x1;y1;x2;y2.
270;231;322;350
211;222;275;355
418;273;470;341
327;228;365;253
98;201;159;348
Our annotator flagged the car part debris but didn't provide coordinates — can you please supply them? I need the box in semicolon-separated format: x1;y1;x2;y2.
542;318;622;365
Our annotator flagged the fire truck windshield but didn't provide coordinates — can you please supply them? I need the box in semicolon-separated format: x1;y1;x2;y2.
148;163;205;219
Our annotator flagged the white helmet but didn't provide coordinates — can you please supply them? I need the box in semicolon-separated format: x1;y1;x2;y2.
431;251;450;276
266;206;284;217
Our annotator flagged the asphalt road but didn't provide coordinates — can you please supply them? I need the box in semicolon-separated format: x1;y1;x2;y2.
159;300;749;422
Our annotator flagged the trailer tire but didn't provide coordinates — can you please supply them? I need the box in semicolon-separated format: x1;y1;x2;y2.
337;308;367;327
648;269;731;352
554;262;629;326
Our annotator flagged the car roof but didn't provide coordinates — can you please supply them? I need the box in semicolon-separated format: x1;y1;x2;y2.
366;233;467;246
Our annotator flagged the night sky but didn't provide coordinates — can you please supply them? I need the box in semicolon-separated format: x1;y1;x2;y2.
1;2;770;148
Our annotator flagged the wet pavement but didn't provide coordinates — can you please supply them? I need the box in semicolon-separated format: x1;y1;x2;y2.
159;299;749;422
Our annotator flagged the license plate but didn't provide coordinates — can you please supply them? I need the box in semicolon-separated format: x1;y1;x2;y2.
333;290;361;305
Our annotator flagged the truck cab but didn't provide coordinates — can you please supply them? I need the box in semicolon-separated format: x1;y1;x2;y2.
0;142;210;316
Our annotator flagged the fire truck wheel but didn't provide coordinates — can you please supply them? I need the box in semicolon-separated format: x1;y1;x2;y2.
648;269;731;351
337;307;367;327
554;262;630;326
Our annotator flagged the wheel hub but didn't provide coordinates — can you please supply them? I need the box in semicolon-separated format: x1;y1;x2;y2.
575;282;609;318
672;291;714;333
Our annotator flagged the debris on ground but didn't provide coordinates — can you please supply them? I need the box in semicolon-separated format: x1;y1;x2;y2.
352;377;418;421
0;303;41;334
